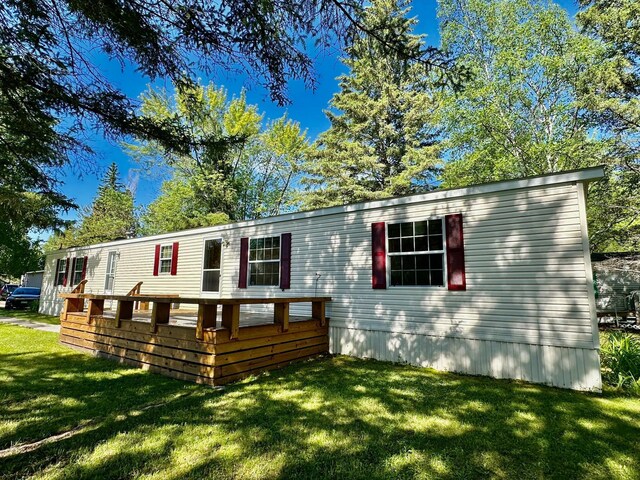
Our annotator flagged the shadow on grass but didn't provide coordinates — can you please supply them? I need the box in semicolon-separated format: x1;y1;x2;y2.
0;325;639;480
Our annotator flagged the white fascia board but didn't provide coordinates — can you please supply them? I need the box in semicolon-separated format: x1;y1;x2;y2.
55;166;605;254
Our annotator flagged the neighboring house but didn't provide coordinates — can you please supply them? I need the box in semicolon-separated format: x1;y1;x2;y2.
41;167;604;391
21;270;44;289
592;252;640;319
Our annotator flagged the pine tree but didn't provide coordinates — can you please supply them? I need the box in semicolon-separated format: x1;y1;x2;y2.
101;163;124;193
75;164;137;245
300;0;442;208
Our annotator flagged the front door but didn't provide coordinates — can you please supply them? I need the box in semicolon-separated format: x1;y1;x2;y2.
104;251;117;293
201;238;222;295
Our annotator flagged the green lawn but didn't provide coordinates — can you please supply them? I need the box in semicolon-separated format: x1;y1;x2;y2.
0;325;639;480
0;308;60;325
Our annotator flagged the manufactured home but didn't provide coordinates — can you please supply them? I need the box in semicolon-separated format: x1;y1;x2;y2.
42;167;604;391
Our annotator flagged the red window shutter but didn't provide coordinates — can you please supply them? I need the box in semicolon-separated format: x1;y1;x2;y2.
54;260;61;286
280;233;292;290
445;213;466;291
153;244;161;276
371;222;387;289
81;255;88;280
63;258;70;286
238;237;249;288
170;242;179;275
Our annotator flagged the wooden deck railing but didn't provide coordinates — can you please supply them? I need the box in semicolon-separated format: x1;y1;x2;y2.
59;292;330;340
58;291;331;385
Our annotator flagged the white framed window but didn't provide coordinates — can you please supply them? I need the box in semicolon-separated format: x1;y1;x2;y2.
387;219;445;287
202;239;222;292
249;236;280;286
55;258;66;286
104;251;117;293
159;244;173;274
71;257;85;286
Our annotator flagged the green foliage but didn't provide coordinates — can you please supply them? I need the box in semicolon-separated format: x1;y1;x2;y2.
128;82;308;233
74;164;137;245
438;0;607;187
576;0;640;251
139;179;230;235
46;164;137;248
28;300;40;313
0;231;43;278
1;0;460;238
42;224;80;253
586;167;640;251
300;0;442;208
600;332;640;393
437;0;640;252
0;190;60;277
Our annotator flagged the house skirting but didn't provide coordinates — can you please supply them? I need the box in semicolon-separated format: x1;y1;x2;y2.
329;326;601;392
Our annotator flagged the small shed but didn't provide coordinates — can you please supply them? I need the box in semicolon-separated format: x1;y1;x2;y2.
21;270;44;288
592;253;640;320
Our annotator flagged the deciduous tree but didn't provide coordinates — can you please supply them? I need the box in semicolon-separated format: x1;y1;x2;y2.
129;83;308;233
577;0;640;250
436;0;640;251
438;0;607;187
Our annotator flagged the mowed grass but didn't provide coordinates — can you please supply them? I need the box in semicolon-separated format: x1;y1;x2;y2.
1;325;639;480
0;308;60;325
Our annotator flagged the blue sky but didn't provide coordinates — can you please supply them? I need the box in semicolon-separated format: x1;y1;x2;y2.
55;0;578;226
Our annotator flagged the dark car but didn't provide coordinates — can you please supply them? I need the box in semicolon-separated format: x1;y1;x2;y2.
0;284;18;300
5;287;41;310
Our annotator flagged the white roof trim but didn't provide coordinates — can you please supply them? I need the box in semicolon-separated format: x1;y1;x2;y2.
56;166;605;253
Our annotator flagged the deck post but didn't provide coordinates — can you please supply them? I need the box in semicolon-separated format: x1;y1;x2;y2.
151;301;171;333
221;304;240;340
312;300;326;326
115;300;134;327
196;304;217;340
274;302;290;332
86;298;104;324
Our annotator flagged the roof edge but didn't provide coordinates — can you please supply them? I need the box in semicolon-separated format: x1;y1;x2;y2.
53;166;605;254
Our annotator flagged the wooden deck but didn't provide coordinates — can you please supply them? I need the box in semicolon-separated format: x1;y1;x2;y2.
58;284;330;386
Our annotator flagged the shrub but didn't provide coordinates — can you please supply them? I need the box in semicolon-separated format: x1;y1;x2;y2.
28;300;40;313
600;332;640;393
